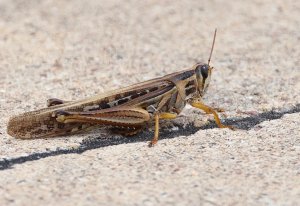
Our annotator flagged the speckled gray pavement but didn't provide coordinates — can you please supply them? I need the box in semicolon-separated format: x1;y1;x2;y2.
0;0;299;205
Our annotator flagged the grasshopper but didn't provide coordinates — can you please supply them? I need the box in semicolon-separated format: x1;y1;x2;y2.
7;29;233;146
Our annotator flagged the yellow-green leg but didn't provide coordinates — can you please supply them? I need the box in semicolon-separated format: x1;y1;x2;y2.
190;101;234;130
148;112;177;147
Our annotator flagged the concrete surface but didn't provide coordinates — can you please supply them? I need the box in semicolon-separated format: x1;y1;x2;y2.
0;0;299;205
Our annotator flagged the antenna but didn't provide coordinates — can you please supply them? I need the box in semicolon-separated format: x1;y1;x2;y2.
208;28;217;65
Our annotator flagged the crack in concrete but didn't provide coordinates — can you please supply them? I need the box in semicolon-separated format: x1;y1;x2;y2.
0;104;299;170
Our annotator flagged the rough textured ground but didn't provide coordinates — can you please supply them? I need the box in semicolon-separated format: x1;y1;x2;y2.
0;0;299;205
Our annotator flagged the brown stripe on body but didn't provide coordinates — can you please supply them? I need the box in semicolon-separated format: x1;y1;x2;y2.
168;70;195;82
186;79;195;88
185;79;197;98
132;84;176;109
90;83;171;111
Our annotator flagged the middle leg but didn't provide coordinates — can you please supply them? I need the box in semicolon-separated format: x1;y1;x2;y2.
148;112;177;147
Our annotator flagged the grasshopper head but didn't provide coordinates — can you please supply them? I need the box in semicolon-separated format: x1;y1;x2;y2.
194;29;217;97
195;63;213;97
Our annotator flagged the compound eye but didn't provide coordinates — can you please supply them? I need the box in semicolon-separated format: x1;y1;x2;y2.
201;65;209;79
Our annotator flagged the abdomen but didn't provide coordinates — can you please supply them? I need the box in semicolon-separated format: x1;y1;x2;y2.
7;111;91;139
